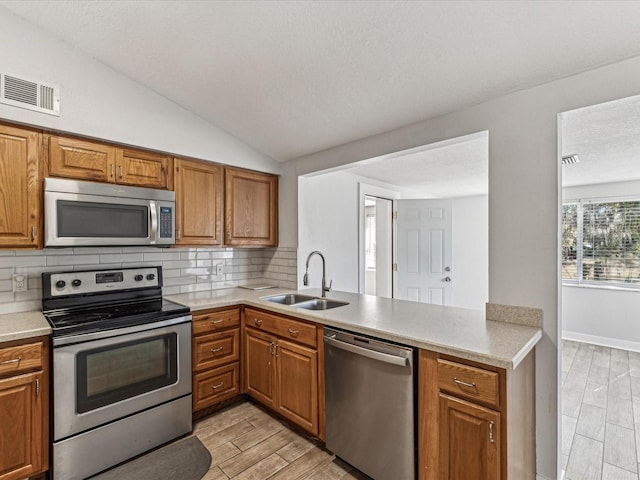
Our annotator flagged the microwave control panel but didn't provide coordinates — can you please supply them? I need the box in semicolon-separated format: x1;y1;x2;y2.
159;206;173;238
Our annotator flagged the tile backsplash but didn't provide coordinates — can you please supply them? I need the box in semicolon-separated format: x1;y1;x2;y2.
0;246;297;314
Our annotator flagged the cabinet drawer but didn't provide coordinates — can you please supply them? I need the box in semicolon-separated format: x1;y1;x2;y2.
245;308;317;348
437;358;499;407
193;308;241;335
0;341;43;377
193;329;240;372
193;362;240;411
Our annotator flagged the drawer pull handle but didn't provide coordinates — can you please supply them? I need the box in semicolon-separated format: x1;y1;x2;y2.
0;357;21;365
254;318;263;326
453;377;477;389
489;421;495;443
212;382;224;390
288;328;299;337
211;347;224;353
212;319;224;324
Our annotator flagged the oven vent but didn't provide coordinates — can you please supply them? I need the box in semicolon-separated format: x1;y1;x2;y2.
0;73;60;116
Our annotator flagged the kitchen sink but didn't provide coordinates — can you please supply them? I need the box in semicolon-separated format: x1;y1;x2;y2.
262;293;316;305
293;298;350;310
261;293;349;310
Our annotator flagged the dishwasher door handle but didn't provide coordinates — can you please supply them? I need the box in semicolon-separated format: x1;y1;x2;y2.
324;335;409;366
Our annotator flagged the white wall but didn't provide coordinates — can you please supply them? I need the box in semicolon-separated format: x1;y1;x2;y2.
0;8;279;174
452;195;488;310
298;171;360;293
562;180;640;349
282;56;640;480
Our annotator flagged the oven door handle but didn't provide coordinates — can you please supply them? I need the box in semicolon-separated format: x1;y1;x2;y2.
149;200;158;244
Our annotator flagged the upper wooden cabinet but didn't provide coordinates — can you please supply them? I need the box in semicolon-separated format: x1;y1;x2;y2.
47;135;172;189
174;158;224;245
225;167;278;247
0;124;41;248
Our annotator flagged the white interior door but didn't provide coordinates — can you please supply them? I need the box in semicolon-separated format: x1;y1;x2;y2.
395;199;453;305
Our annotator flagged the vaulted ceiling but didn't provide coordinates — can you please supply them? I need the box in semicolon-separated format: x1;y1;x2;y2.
3;0;640;164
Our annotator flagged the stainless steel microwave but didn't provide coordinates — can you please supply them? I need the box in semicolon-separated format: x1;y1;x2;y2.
44;177;175;247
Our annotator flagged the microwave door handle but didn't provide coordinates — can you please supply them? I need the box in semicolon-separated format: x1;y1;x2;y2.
149;201;158;244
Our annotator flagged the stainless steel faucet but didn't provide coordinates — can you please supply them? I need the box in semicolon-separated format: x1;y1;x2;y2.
303;250;332;297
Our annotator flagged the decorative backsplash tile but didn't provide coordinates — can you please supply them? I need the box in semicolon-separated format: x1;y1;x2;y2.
0;246;298;314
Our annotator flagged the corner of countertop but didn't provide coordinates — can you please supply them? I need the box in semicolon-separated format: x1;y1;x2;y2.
486;302;543;328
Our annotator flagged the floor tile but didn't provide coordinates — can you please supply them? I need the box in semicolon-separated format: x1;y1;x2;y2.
604;424;637;473
565;434;603;480
563;415;578;455
577;404;606;442
607;396;635;428
584;382;609;409
602;463;638;480
610;373;632;400
563;387;585;418
589;364;611;386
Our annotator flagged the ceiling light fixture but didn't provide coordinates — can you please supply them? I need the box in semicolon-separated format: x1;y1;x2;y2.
561;154;580;165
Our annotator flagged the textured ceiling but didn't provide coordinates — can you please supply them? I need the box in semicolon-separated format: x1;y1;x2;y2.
562;94;640;187
3;1;640;162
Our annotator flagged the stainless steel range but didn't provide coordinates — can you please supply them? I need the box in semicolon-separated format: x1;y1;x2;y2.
42;266;192;480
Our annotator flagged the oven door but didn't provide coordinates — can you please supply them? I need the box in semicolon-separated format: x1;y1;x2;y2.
53;319;191;440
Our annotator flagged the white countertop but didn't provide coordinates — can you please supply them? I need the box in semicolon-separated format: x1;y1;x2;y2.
0;311;51;343
167;288;542;370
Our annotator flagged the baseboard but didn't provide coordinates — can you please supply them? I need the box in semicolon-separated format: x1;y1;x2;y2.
562;330;640;352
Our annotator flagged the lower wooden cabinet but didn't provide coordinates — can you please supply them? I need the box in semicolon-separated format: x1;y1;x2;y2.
439;394;500;480
192;307;241;412
243;308;320;436
0;337;48;480
419;350;535;480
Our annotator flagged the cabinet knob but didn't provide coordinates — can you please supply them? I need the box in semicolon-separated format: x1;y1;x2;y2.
288;328;299;337
211;346;224;354
254;318;263;326
211;382;224;390
453;377;477;389
110;164;114;177
119;165;124;178
212;319;224;325
31;225;35;241
489;421;495;443
0;356;21;365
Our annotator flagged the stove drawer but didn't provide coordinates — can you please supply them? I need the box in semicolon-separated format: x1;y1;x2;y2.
0;340;43;377
193;329;240;372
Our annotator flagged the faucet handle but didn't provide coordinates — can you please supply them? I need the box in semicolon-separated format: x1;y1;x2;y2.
328;280;333;292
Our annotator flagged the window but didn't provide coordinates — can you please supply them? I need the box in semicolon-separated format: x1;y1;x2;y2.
562;199;640;287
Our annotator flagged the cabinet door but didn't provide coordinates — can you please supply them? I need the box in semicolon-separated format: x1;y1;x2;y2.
275;338;318;435
225;168;277;246
244;328;275;408
174;158;223;245
0;125;40;248
48;136;116;183
116;148;171;189
439;393;500;480
0;372;43;480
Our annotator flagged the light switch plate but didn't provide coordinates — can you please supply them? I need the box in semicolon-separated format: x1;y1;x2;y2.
12;274;27;292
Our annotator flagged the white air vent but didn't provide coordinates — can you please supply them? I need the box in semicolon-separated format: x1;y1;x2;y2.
0;73;60;116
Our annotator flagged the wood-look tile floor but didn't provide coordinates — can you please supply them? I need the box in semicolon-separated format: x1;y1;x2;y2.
192;401;372;480
562;340;640;480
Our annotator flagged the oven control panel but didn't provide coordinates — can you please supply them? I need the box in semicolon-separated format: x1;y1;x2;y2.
45;267;162;297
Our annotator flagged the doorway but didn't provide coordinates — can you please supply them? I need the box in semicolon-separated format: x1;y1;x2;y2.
363;195;393;298
559;94;640;479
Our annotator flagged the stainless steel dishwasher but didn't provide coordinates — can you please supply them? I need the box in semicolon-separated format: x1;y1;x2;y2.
324;327;416;480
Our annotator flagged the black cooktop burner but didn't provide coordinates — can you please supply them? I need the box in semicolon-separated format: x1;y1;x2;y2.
44;298;190;338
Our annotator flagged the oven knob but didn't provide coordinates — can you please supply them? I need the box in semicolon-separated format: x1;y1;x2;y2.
135;274;144;281
55;280;66;289
146;273;156;281
72;279;82;287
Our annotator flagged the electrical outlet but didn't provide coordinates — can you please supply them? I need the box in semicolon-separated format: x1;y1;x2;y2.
12;274;27;292
216;263;224;276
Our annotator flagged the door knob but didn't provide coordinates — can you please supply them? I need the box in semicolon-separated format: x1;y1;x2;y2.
444;266;451;272
444;276;452;282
